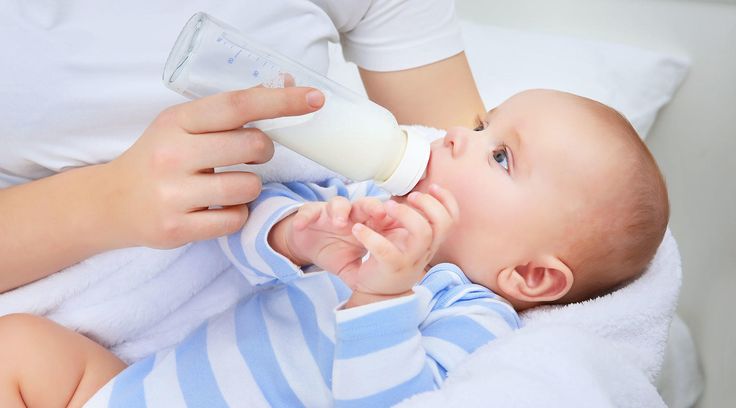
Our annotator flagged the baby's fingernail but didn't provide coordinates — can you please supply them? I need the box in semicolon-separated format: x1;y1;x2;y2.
408;192;420;201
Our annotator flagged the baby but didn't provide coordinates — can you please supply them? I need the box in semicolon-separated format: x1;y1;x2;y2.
0;89;669;407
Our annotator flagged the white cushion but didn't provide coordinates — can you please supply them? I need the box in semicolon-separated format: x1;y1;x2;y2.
328;20;690;138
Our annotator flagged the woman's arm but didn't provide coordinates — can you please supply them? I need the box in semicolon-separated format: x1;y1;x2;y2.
0;164;124;292
0;87;324;293
359;52;485;129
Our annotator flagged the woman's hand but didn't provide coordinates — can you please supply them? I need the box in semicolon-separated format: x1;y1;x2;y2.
101;87;324;249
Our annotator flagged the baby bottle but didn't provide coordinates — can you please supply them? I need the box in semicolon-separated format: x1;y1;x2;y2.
163;12;429;196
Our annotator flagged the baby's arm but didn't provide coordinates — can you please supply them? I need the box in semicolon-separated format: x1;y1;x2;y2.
0;314;126;408
331;264;522;407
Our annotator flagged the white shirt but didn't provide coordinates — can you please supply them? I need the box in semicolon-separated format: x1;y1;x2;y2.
0;0;462;187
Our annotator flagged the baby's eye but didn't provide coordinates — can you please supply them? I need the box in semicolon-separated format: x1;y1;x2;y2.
474;120;488;131
490;147;509;171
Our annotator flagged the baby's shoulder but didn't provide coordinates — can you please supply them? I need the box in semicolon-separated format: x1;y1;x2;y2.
418;263;521;329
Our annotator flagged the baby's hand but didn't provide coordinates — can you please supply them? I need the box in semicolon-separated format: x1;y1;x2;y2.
285;196;387;275
343;184;459;305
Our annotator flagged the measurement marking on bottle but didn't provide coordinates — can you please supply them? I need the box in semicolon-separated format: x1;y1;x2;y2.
227;49;242;64
217;34;282;75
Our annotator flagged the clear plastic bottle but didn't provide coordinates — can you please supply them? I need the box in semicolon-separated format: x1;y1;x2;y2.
163;12;429;196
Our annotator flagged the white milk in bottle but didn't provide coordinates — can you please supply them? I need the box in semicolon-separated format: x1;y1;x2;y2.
163;12;430;195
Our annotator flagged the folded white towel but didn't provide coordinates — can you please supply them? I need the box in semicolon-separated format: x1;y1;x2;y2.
0;125;682;407
400;229;681;408
0;240;254;362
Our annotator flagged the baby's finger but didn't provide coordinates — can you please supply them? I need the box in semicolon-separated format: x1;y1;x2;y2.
427;184;460;221
385;201;432;245
352;223;400;263
349;198;386;224
292;203;322;230
327;196;351;226
406;191;454;239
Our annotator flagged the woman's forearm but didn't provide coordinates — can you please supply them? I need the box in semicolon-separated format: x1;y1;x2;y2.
359;52;486;129
0;164;122;292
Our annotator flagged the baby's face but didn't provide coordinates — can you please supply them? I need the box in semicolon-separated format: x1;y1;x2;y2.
411;89;626;292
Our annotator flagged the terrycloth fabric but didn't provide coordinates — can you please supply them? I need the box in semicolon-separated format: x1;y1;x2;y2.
399;228;681;408
0;125;682;407
0;240;256;362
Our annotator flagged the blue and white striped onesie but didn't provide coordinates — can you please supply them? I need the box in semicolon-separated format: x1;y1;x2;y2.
85;179;522;408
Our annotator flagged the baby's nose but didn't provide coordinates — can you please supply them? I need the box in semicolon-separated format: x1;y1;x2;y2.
444;127;468;156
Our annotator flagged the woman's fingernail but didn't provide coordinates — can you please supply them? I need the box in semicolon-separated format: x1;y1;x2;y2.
306;90;324;108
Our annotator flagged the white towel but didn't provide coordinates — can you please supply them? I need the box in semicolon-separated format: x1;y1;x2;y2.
399;229;681;408
0;240;255;362
0;125;682;407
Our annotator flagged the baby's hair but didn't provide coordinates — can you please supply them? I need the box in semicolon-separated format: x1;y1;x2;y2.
555;104;669;304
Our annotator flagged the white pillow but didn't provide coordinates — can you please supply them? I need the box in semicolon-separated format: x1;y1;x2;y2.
327;20;690;138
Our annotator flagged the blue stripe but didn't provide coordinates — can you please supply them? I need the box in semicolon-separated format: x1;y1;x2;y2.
226;232;274;281
335;327;418;360
325;178;349;198
421;315;496;353
475;300;522;329
436;362;448;380
423;263;468;283
175;324;228;408
334;364;437;408
286;285;335;386
327;273;353;302
435;285;493;309
450;285;502;302
420;272;456;296
283;181;323;201
336;297;419;341
235;295;306;408
364;181;388;199
108;354;155;408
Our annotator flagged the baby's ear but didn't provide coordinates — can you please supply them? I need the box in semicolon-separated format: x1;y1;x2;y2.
497;256;573;304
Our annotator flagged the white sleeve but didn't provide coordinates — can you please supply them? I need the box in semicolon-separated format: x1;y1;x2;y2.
338;0;464;72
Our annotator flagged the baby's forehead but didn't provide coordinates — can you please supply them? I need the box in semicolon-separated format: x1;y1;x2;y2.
526;113;632;191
